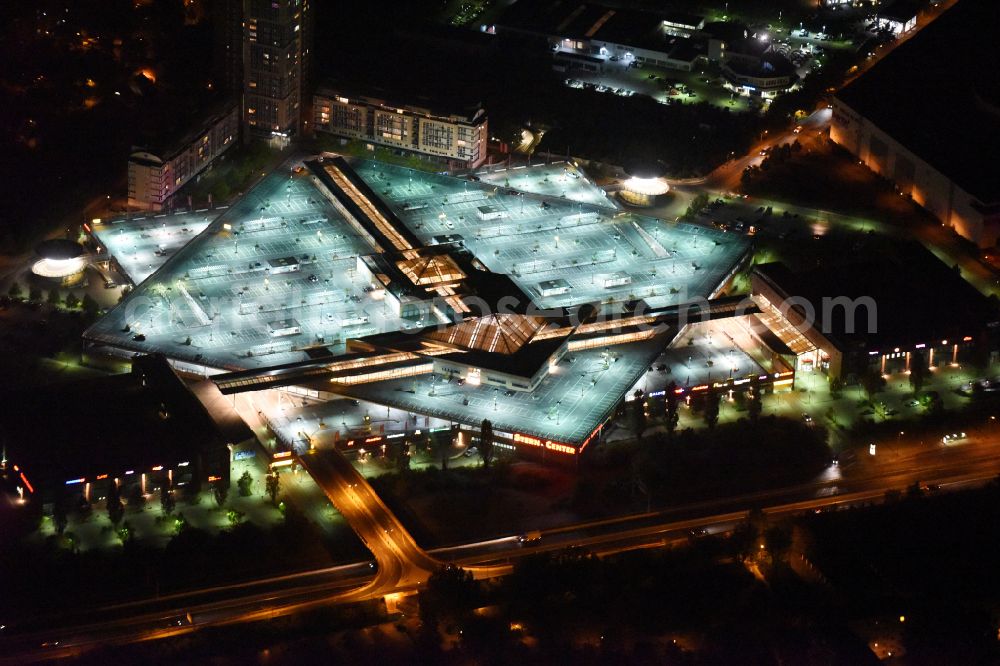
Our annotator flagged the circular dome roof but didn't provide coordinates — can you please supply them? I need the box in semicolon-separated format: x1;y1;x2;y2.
36;239;84;261
624;160;668;180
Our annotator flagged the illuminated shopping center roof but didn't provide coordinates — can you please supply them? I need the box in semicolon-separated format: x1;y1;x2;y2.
83;156;750;446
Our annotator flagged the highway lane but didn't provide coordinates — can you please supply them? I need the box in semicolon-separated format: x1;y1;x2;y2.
7;463;992;664
5;436;1000;662
0;574;374;662
6;561;378;637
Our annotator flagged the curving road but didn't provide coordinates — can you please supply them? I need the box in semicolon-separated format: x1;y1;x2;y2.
6;432;1000;662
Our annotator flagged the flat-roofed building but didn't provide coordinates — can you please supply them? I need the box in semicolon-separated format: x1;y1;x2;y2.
313;84;488;169
127;102;239;210
831;0;1000;247
822;0;877;6
703;22;799;96
875;0;921;35
661;11;706;36
0;355;254;506
497;0;706;72
751;242;998;380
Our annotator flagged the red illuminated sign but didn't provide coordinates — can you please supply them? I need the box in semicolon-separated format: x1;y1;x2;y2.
512;433;576;455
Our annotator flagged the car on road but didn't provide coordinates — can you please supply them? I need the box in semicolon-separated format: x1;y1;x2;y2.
504;389;515;397
165;613;193;628
518;530;542;545
833;449;856;467
802;412;814;425
463;446;478;458
942;432;967;445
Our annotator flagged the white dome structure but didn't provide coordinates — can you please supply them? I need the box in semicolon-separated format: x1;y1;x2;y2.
32;239;87;286
619;161;670;207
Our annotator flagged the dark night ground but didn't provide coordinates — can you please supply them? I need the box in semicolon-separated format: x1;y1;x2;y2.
56;481;1000;665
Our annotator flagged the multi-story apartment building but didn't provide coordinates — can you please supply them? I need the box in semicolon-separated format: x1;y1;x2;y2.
212;0;244;95
127;103;240;210
243;0;313;140
313;85;488;169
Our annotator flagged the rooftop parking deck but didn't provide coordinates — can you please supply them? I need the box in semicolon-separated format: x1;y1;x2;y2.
85;168;400;370
651;323;765;391
90;211;217;284
330;331;673;445
351;159;747;311
86;158;749;383
471;162;617;208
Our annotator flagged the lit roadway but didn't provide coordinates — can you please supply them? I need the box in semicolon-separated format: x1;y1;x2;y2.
706;107;833;194
6;434;1000;662
297;448;441;589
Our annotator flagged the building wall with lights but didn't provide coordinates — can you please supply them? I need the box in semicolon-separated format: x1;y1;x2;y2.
751;252;995;382
128;103;240;210
0;356;252;505
313;88;488;169
831;98;1000;248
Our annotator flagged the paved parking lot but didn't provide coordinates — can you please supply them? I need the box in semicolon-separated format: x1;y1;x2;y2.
343;332;672;444
91;211;217;284
352;160;747;311
473;162;617;208
562;61;759;113
86;168;395;369
87;159;748;392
